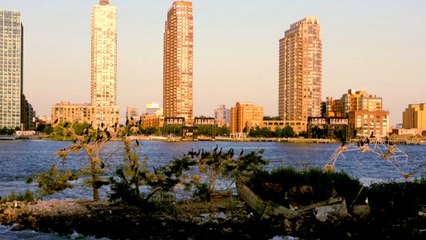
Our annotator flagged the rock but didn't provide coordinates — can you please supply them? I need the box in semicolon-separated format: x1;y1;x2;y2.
2;208;18;223
418;210;426;218
216;212;227;220
314;201;348;223
352;205;370;220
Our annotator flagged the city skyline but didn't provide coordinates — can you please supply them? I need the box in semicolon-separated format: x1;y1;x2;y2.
1;0;425;124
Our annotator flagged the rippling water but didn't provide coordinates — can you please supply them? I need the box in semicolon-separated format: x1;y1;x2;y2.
0;140;425;239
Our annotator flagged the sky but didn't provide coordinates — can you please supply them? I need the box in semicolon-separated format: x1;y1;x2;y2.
1;0;425;125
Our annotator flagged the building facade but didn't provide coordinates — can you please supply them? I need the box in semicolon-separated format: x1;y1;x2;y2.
0;10;23;129
52;0;119;128
262;120;307;134
349;110;389;137
145;102;163;116
403;103;426;129
230;102;263;134
214;104;231;127
325;90;389;137
51;102;94;124
278;17;322;123
163;1;193;124
91;0;119;128
325;90;383;118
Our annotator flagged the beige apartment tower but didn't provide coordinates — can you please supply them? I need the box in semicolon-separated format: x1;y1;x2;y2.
403;103;426;129
279;17;322;122
163;1;194;124
91;0;119;128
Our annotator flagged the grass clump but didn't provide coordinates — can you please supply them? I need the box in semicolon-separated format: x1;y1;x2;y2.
0;190;37;204
248;167;362;208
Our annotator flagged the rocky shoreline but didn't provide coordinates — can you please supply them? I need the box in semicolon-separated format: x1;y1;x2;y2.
1;195;426;239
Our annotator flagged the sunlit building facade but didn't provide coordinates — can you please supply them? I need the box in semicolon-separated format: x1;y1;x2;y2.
91;0;119;128
0;11;23;129
51;102;95;124
403;103;426;129
278;17;322;123
163;1;193;124
325;90;383;117
230;102;264;134
325;90;389;137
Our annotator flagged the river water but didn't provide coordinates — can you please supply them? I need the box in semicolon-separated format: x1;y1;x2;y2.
0;140;425;239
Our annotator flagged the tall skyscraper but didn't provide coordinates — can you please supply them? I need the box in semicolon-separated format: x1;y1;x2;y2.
278;17;322;122
91;0;119;128
163;1;193;124
0;10;23;129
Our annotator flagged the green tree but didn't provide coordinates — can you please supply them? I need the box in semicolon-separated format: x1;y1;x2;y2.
216;125;230;136
32;123;116;200
281;125;295;138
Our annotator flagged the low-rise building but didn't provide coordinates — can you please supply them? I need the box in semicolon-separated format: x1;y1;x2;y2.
349;110;389;137
263;120;307;134
142;115;164;128
51;102;94;124
230;102;263;134
325;89;389;137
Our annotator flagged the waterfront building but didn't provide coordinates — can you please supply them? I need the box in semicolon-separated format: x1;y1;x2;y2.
306;117;351;139
325;90;383;117
230;102;263;134
325;90;389;137
262;120;307;135
21;94;35;130
163;1;194;125
51;102;94;124
403;103;426;129
91;0;119;128
145;102;163;116
214;104;231;127
0;10;24;129
51;0;119;129
142;115;164;129
349;110;389;137
278;17;322;124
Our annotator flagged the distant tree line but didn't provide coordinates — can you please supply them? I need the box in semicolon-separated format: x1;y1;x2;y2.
248;125;295;138
0;127;19;135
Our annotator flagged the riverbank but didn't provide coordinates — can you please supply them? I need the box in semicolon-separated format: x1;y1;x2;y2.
1;193;426;239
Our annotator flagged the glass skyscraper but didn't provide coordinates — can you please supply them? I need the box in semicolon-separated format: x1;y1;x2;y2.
0;10;23;129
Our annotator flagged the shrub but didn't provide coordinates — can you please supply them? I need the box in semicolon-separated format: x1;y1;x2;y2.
0;190;37;203
248;167;362;208
366;181;426;218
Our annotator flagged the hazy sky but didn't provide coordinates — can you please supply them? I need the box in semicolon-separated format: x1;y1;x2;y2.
2;0;425;124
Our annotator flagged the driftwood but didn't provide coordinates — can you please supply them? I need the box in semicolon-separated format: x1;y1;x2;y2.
236;182;299;219
236;182;344;219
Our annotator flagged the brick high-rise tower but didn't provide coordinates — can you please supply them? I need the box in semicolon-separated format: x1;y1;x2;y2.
163;1;194;124
278;17;322;122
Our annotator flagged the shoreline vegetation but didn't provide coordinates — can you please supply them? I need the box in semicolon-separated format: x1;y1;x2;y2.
1;123;426;239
